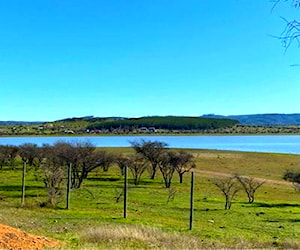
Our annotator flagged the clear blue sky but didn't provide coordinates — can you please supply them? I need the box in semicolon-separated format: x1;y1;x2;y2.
1;0;299;121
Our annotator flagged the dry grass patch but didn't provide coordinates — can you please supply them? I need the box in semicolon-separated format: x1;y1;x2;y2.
80;224;202;249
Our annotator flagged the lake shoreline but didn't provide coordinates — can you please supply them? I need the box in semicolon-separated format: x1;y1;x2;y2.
1;132;300;138
1;135;300;155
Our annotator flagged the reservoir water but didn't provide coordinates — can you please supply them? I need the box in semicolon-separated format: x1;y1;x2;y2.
0;135;300;154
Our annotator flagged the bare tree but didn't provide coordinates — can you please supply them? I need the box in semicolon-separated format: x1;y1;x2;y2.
115;154;128;176
52;141;117;189
0;146;6;169
3;145;18;169
235;175;265;203
272;0;300;50
99;151;115;172
18;143;39;206
127;155;148;185
159;152;177;188
51;142;78;188
18;143;39;166
131;139;168;179
52;141;77;166
77;150;116;188
70;141;96;188
116;154;148;185
214;177;240;210
41;148;65;207
283;170;300;190
173;151;196;183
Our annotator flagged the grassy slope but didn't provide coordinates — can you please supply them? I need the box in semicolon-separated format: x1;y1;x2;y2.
0;148;299;248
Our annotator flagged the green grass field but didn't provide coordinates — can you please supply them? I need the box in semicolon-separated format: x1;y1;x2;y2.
0;148;300;249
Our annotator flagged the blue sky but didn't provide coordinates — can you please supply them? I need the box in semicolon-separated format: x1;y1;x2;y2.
0;0;300;121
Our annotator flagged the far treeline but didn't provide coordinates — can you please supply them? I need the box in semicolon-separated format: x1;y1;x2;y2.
87;116;238;131
3;115;300;135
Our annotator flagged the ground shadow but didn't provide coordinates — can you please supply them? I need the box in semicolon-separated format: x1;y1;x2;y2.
250;202;300;208
263;218;300;223
87;177;120;182
0;185;44;191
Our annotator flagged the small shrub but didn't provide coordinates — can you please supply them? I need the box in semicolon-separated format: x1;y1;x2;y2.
214;176;239;210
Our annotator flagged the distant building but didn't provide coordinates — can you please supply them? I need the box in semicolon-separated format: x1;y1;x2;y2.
148;127;157;133
137;127;157;133
138;127;149;133
64;130;75;134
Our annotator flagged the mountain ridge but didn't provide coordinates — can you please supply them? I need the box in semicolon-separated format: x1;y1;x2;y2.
2;113;300;126
201;113;300;125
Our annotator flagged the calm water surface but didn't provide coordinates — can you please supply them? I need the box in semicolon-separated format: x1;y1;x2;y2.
1;135;300;154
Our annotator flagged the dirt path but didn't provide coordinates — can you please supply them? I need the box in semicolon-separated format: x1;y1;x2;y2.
195;169;293;187
0;223;61;250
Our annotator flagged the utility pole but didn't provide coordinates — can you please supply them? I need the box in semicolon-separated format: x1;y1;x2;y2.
21;162;26;206
66;163;72;210
124;164;128;218
189;171;194;230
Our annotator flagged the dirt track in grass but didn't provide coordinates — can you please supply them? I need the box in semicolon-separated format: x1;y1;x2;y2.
195;169;293;186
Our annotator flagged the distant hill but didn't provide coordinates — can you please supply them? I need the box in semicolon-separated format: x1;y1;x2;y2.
3;113;300;127
202;114;300;125
56;116;125;123
0;121;41;125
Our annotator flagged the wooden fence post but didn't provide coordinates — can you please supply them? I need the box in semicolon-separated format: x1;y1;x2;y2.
189;171;194;230
66;163;72;210
21;162;26;206
124;164;128;218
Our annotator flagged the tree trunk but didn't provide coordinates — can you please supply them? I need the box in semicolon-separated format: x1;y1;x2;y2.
179;173;183;183
225;196;230;210
249;196;254;204
150;166;157;179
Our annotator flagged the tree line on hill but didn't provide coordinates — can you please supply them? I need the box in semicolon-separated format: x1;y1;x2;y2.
87;116;238;132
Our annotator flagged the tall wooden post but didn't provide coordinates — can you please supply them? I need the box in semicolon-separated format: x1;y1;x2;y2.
66;163;72;210
21;162;26;206
189;171;194;230
124;164;128;218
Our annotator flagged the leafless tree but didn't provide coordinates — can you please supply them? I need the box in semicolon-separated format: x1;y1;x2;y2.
18;143;39;166
50;142;78;188
0;146;6;169
172;151;196;183
77;150;116;188
99;151;116;172
235;175;265;203
41;148;65;207
115;154;128;176
214;177;240;210
50;141;102;189
127;154;148;185
159;152;177;188
283;170;300;190
3;145;18;169
272;0;300;50
70;141;96;188
116;154;148;185
131;139;168;179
